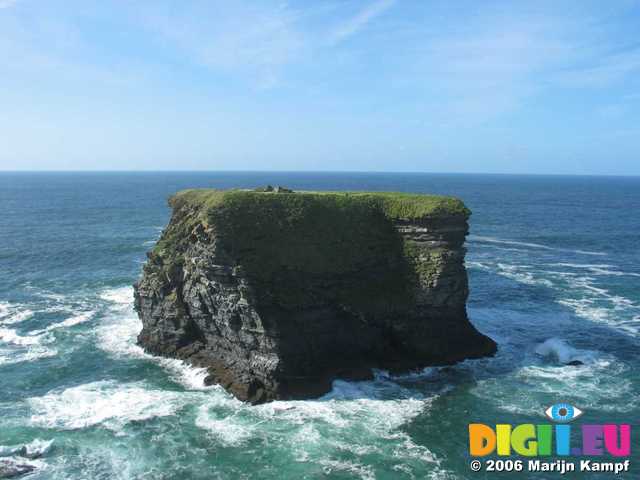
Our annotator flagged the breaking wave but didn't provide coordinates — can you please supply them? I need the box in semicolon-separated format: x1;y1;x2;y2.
0;439;54;459
534;338;593;364
97;286;215;391
27;380;197;431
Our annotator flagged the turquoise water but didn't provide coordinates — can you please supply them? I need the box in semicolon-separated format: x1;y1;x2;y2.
1;172;638;479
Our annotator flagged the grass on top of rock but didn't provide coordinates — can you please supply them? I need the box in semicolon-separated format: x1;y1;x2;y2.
169;188;470;221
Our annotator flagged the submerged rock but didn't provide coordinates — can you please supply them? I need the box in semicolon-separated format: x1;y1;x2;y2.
566;360;584;366
0;459;36;479
134;189;497;403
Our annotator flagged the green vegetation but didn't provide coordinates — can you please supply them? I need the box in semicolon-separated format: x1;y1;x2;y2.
169;188;470;222
152;188;469;313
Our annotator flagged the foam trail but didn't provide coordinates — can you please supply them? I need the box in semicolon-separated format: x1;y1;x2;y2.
496;263;553;287
0;328;47;346
29;311;95;335
470;260;554;287
556;263;640;277
471;257;640;336
0;347;58;366
0;327;57;365
0;306;34;325
556;274;640;336
469;235;606;256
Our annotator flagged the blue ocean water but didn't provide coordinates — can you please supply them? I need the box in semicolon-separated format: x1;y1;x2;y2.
0;172;638;479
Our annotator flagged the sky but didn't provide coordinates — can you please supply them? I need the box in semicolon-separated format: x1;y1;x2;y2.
0;0;639;174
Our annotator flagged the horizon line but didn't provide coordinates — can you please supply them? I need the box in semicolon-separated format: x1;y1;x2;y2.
0;169;639;178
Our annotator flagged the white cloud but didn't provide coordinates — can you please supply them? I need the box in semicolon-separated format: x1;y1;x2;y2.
328;0;395;45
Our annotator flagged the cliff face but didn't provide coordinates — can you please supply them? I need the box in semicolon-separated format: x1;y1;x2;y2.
134;189;496;403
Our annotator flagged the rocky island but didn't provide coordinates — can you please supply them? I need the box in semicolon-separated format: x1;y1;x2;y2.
134;188;496;403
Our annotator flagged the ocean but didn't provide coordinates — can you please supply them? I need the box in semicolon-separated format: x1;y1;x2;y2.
0;172;638;479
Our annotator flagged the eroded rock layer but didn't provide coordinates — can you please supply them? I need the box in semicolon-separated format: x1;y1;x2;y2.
134;189;496;403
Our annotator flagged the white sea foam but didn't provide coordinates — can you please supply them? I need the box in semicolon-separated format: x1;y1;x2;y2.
12;310;35;323
0;312;61;365
195;404;255;446
473;344;636;415
22;439;54;459
95;287;455;473
556;263;640;277
0;347;58;366
495;263;553;287
466;261;488;270
0;439;54;460
195;374;447;471
468;260;555;287
469;235;606;256
48;311;94;330
99;286;133;306
519;358;635;411
97;286;215;390
392;435;441;465
469;235;557;250
534;338;593;364
97;286;143;356
27;381;195;430
472;257;640;336
556;274;640;336
255;376;436;437
0;328;41;346
556;263;613;269
29;311;95;335
319;459;376;480
0;305;34;325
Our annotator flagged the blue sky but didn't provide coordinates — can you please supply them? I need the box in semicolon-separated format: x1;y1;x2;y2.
1;0;639;174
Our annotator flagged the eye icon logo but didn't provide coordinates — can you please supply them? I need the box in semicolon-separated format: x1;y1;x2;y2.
544;403;583;423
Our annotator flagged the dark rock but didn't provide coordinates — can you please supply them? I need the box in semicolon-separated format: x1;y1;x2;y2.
0;459;36;479
135;189;497;403
566;360;584;366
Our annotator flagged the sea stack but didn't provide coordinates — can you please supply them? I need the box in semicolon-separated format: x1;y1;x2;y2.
134;188;496;403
